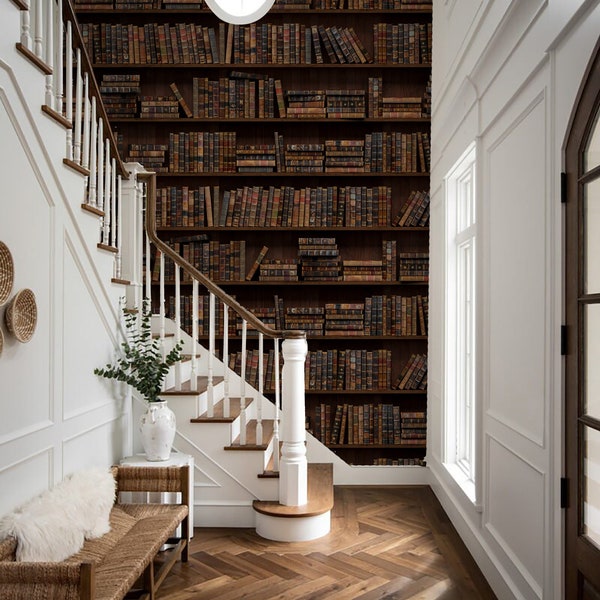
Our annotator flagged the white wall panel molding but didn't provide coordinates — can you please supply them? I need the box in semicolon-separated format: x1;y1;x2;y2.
0;86;55;209
62;231;122;421
484;434;546;600
469;0;547;101
428;460;519;600
0;447;53;515
432;0;489;120
61;415;126;475
484;89;549;449
431;77;478;173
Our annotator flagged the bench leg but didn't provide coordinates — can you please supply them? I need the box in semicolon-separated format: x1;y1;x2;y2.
142;561;156;600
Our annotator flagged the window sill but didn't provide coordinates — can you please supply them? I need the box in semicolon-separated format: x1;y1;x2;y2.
443;461;479;509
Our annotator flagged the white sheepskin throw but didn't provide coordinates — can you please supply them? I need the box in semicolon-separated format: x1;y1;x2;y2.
0;467;115;562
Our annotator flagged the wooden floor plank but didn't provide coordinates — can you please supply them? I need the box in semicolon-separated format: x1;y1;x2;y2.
156;486;497;599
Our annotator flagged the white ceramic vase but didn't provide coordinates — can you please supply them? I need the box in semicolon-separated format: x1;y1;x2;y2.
139;400;176;461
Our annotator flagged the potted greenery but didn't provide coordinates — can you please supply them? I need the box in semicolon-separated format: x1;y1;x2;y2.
95;300;183;460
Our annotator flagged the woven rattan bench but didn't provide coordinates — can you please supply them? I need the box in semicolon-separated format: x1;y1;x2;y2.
0;465;189;600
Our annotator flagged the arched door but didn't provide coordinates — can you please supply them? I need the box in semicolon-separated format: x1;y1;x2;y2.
565;39;600;599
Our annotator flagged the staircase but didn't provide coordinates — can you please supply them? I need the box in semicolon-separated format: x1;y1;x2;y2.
2;0;333;542
147;309;333;540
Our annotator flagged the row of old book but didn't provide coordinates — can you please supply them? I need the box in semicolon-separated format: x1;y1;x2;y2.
101;73;430;121
134;130;431;173
74;0;431;10
152;235;425;283
154;184;397;228
373;22;432;64
371;457;426;466
392;352;427;390
314;405;427;446
80;21;432;65
223;349;427;395
305;349;390;390
392;189;430;227
153;239;247;282
164;292;428;337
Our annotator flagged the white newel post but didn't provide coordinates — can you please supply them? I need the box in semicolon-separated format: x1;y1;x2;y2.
119;163;145;308
279;336;308;507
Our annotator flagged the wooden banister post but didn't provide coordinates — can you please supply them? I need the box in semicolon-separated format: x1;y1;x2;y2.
279;335;308;507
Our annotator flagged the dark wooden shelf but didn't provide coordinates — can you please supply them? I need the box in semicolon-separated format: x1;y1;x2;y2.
195;335;427;342
154;171;430;178
156;226;429;232
305;389;426;395
327;443;426;449
92;62;432;69
151;280;428;286
76;8;432;16
111;117;431;124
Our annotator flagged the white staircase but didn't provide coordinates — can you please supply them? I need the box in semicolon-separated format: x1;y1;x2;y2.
147;317;333;540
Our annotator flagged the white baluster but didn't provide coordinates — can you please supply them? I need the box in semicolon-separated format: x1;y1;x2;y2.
20;2;32;50
273;338;280;472
82;75;90;169
240;320;247;446
191;280;199;397
279;336;308;507
97;118;104;211
102;145;111;244
65;21;73;160
256;332;263;446
74;48;82;164
44;0;53;109
115;175;123;279
174;264;182;391
223;304;230;418
159;251;165;360
110;158;117;248
144;233;151;305
207;292;215;418
54;0;63;112
33;0;42;59
88;98;97;206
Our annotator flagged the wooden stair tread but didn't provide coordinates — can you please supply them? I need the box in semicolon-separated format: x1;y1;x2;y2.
181;353;201;360
226;419;274;450
161;376;223;396
253;463;333;518
191;398;243;422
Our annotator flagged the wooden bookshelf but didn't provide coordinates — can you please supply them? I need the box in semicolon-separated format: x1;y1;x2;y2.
77;0;431;466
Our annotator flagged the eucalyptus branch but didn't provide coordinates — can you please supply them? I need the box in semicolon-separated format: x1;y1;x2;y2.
95;300;183;403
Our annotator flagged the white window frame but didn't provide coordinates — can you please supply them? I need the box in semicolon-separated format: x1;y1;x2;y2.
444;142;478;502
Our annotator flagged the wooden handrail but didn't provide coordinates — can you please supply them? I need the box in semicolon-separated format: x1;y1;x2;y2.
63;0;129;179
141;172;306;341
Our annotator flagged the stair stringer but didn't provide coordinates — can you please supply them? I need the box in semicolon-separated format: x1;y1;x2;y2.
171;396;279;528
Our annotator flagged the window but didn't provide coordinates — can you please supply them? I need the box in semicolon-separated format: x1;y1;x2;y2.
444;143;477;501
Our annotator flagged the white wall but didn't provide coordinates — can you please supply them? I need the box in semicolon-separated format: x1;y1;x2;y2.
429;1;600;599
0;3;130;515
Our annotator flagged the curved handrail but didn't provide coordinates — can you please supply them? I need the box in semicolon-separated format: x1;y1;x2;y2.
63;0;129;179
140;171;306;341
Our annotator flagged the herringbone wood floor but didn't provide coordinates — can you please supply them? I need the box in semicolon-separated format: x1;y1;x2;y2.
156;486;497;599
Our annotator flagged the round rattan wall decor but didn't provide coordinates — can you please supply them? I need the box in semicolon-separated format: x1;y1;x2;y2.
0;326;3;357
5;288;37;343
0;241;14;306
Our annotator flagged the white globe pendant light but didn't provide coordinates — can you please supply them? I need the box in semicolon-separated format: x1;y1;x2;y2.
205;0;276;24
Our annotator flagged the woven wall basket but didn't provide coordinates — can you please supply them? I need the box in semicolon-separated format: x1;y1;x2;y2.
5;288;37;343
0;326;3;357
0;241;14;306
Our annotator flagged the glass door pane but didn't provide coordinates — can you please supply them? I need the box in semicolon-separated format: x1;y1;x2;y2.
585;304;600;419
585;179;600;294
584;425;600;549
584;110;600;172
